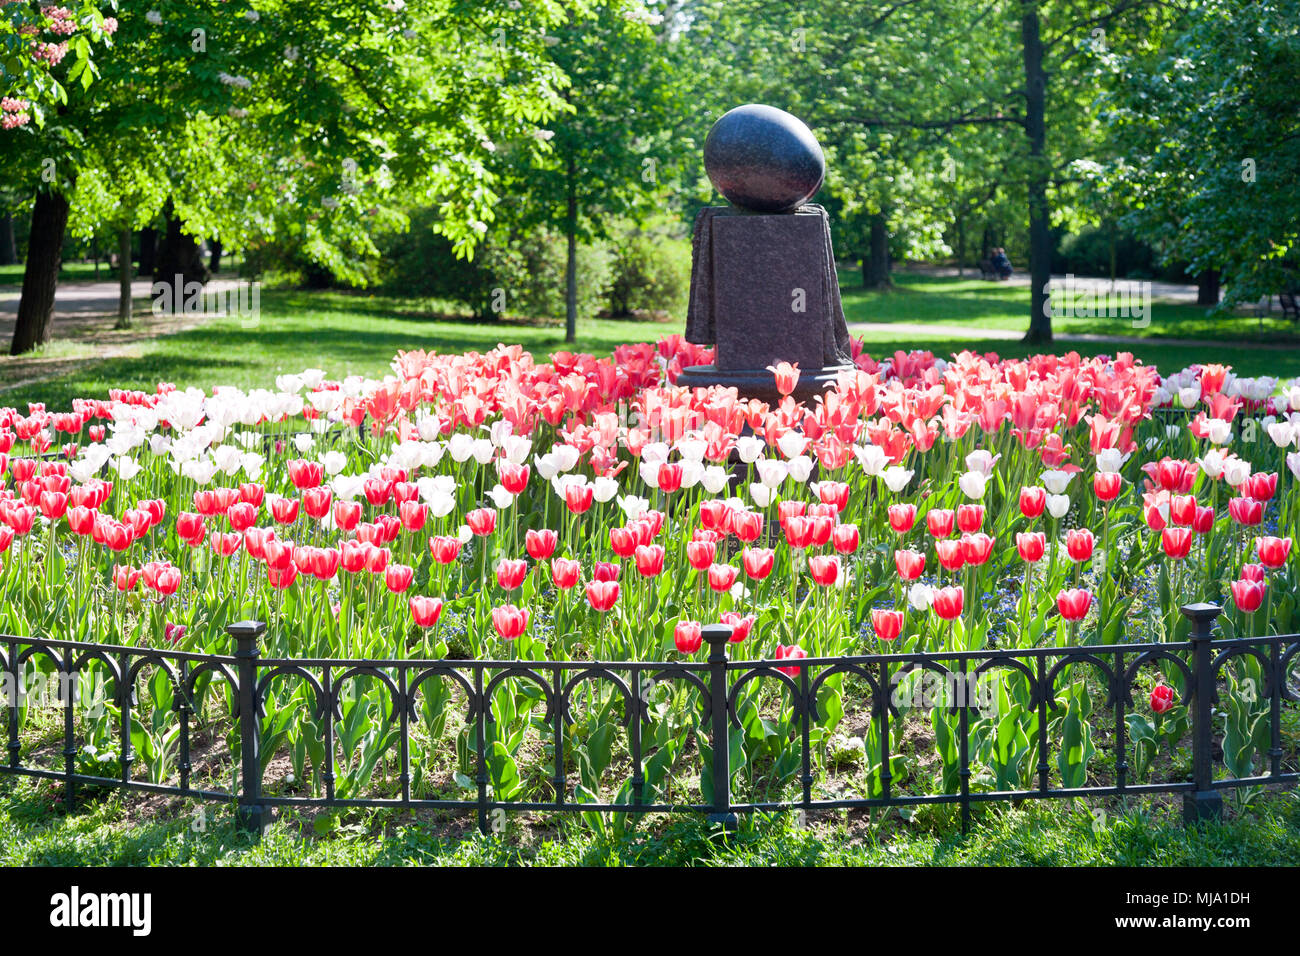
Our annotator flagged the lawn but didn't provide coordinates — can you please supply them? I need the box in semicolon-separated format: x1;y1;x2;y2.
2;272;1298;410
1;775;1296;866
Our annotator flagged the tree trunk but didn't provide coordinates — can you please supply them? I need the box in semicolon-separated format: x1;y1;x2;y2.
209;239;223;274
1020;3;1053;345
863;213;891;288
138;226;157;276
0;213;17;266
955;211;965;278
1196;269;1220;306
153;208;210;313
10;190;70;355
564;154;578;343
116;227;133;329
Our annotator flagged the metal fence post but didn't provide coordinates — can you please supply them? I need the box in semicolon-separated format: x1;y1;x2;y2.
702;623;737;829
229;620;268;837
1180;602;1223;826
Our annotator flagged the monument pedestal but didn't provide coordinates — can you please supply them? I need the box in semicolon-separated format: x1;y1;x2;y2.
675;363;850;407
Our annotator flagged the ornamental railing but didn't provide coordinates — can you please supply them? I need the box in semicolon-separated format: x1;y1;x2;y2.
1;604;1296;837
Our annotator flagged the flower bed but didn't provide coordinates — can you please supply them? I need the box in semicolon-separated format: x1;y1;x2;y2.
1;338;1298;820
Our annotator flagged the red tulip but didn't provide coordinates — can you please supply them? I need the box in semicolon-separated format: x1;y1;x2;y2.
698;499;733;533
466;508;497;536
832;523;860;554
210;532;242;557
895;548;925;580
935;539;965;571
731;509;763;542
1092;472;1122;502
66;505;95;535
1230;579;1265;613
816;481;849;513
782;515;814;550
410;596;444;628
288;459;324;490
777;500;806;523
227;501;258;532
152;565;181;597
497;461;530;496
720;611;755;643
238;482;265;507
1169;494;1197;526
302;487;332;520
268;564;299;590
1154;459;1192;493
112;564;141;591
593;561;619;582
742;547;774;580
1056;588;1091;621
808;554;840;587
960;532;995;566
384;562;414;593
1150;683;1175;715
774;643;807;677
888;503;916;534
932;586;964;620
398;500;427;532
1016;531;1046;562
1019;486;1046;518
1245;472;1277;501
808;515;834;547
956;504;984;533
634;543;665;577
655;463;683;494
564;481;594;514
176;511;206;545
585;579;620;612
495;558;527;590
1257;536;1292;569
365;545;391;574
428;535;461;565
271;496;300;524
525;529;558;560
1240;563;1266;583
551;558;581;589
491;604;529;640
871;608;904;642
1160;527;1193;560
38;491;68;520
686;538;716;570
1192;506;1215;534
707;563;739;592
926;508;954;537
1228;497;1263;527
674;620;702;654
610;527;639;557
1065;528;1094;562
364;478;393;507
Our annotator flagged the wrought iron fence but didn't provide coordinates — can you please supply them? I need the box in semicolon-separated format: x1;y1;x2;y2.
1;603;1296;837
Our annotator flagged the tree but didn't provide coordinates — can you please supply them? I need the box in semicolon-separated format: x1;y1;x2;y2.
1101;0;1300;309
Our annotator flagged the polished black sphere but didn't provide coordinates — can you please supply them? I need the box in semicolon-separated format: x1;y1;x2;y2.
703;104;825;213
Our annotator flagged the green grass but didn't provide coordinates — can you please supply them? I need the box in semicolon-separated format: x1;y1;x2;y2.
0;261;113;284
1;776;1295;866
3;273;1299;410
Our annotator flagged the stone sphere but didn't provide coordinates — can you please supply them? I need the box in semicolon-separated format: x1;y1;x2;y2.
703;104;826;213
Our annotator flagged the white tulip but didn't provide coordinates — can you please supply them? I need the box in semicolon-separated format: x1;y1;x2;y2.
786;455;813;484
701;466;730;495
293;433;315;453
456;524;473;544
1177;385;1201;409
1287;451;1300;480
776;431;809;459
1205;418;1232;445
958;470;987;499
1197;449;1227;480
181;459;217;485
1041;469;1074;495
1266;421;1295;448
448;433;475;463
754;458;789;488
552;444;580;472
908;583;934;611
881;466;914;493
748;482;777;508
534;453;561;480
853;444;888;476
639;442;670;465
501;435;532;465
1223;458;1251;488
241;453;265;481
965;449;999;476
321;450;349;476
1047;493;1071;519
213;444;244;475
489;420;514;448
617;495;650;520
674;438;706;462
488;484;516;509
734;436;765;463
1095;448;1126;473
678;460;705;489
470;438;494;465
638;459;662;490
593;476;620;503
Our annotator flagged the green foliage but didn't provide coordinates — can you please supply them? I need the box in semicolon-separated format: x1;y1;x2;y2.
605;217;690;318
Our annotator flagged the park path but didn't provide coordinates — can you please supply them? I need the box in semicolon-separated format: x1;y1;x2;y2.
0;277;242;394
